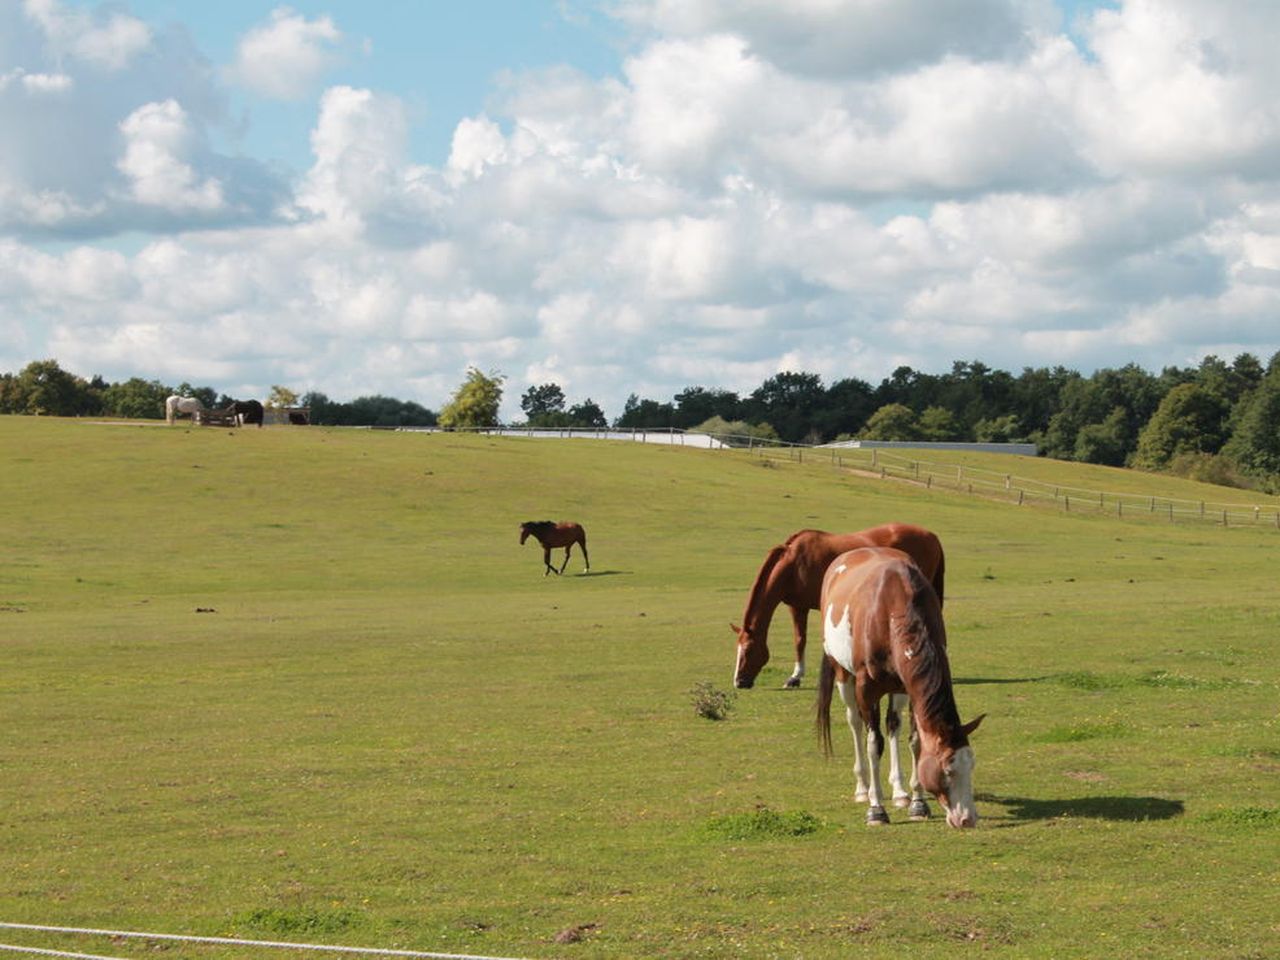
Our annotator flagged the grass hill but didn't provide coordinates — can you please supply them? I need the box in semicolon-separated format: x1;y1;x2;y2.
2;416;1277;959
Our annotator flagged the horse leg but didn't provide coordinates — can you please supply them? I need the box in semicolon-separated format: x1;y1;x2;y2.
834;677;872;808
906;712;930;820
861;697;889;825
579;536;590;572
886;693;911;808
543;546;557;576
783;605;806;688
559;545;572;574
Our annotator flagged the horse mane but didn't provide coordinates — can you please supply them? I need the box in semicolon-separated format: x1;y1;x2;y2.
893;566;964;746
742;544;788;629
522;520;556;533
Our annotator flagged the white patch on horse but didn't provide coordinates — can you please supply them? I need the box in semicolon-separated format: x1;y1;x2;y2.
946;746;978;828
832;563;847;576
823;603;855;673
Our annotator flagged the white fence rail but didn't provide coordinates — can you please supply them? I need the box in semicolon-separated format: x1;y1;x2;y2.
404;426;1280;531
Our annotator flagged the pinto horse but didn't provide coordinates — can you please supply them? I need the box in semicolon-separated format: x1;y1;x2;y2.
520;521;590;576
165;395;205;425
816;547;984;828
732;523;945;690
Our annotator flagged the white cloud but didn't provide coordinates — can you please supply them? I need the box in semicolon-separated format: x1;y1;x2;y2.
228;7;344;101
23;0;152;71
117;100;224;212
3;0;1280;419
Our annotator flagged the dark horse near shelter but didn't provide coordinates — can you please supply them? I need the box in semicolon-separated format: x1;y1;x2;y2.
520;521;590;576
229;399;264;427
732;523;945;690
816;546;983;828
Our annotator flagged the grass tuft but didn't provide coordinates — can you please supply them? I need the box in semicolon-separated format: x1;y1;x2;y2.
235;907;366;936
1035;719;1126;743
698;806;823;841
1196;807;1280;827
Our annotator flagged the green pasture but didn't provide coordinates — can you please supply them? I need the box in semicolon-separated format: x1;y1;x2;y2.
1;416;1277;959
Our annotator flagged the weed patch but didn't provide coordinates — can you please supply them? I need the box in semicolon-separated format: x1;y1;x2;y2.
698;806;823;841
1196;807;1280;828
235;907;366;936
689;681;735;721
1135;670;1238;690
1051;671;1124;691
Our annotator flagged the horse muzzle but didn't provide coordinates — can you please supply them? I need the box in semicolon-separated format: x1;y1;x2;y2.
733;677;755;690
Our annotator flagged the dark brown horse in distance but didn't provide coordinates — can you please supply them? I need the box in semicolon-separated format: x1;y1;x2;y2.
732;523;945;690
520;521;590;576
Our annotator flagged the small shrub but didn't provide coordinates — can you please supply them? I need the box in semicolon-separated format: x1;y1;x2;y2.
690;681;735;721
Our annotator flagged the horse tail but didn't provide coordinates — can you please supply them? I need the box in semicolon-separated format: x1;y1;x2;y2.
815;653;835;758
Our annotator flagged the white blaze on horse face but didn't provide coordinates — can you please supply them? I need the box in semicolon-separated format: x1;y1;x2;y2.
945;746;978;828
822;603;855;673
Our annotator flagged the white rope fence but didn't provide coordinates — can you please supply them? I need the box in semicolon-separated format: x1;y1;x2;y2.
0;924;527;960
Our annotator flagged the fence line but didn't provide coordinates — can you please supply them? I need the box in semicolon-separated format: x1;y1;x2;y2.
420;426;1280;531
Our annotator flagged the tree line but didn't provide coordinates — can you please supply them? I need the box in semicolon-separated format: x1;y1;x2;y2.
5;352;1280;490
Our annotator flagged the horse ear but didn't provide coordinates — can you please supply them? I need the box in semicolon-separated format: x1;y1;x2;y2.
961;713;987;738
730;622;741;635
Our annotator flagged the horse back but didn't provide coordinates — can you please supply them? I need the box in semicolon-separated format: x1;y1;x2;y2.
785;523;944;610
819;546;941;679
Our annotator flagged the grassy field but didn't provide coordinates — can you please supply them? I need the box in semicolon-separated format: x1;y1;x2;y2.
1;416;1278;959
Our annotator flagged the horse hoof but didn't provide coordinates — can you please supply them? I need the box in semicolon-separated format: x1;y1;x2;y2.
908;800;930;820
866;806;890;826
783;677;801;689
892;795;911;809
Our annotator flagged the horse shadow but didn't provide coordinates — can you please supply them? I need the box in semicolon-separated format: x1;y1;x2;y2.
977;793;1184;824
954;676;1052;685
573;570;630;578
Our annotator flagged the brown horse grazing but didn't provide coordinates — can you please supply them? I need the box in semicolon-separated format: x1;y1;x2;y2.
816;547;984;828
732;523;944;690
520;521;590;576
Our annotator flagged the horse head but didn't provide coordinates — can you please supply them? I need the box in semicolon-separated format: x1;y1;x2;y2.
915;714;985;828
731;622;769;689
519;522;533;544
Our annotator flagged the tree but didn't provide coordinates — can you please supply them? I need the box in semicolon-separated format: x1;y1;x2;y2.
438;367;505;429
614;393;675;428
267;385;300;409
101;378;170;419
521;383;567;424
917;406;961;441
11;359;97;416
973;414;1021;443
1223;366;1280;480
1132;383;1228;469
1073;407;1129;466
567;398;607;428
859;403;919;441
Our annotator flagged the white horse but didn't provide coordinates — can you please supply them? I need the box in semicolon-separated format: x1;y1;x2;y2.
165;395;205;425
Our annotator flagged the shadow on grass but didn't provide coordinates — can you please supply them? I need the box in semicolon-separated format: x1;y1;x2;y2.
978;793;1184;824
574;570;630;578
954;676;1052;685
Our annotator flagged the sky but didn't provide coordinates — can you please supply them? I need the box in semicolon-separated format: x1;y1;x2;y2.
3;0;1279;421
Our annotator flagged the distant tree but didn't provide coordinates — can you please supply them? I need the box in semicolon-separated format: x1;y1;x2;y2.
1132;383;1229;469
101;377;170;419
673;386;741;428
438;367;505;429
817;377;877;440
1222;366;1280;481
973;414;1021;443
614;393;675;428
917;406;961;441
266;385;300;410
566;398;607;428
11;360;98;416
859;403;919;441
746;371;826;442
1073;407;1129;466
521;383;567;425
